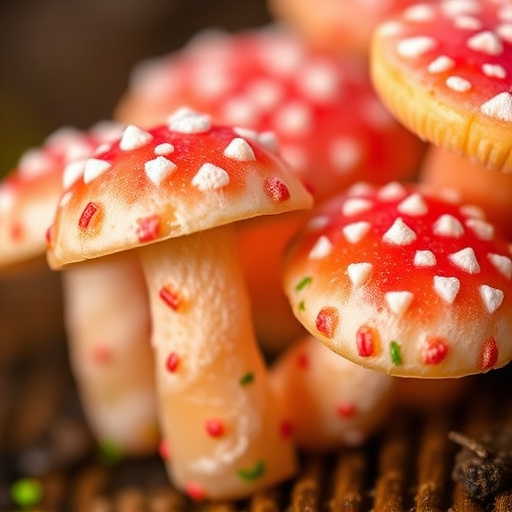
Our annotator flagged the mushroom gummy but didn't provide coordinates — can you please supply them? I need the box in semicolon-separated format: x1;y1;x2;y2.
46;109;313;500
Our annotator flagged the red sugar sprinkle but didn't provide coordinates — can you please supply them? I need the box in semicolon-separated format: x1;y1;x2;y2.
166;352;180;373
158;439;171;460
356;326;376;357
336;402;356;419
78;202;99;229
45;226;53;247
136;215;160;242
10;222;23;241
91;345;113;365
264;177;291;202
480;337;499;371
316;307;339;339
159;286;181;310
280;420;295;439
186;482;205;501
423;337;448;365
296;352;310;369
205;418;225;438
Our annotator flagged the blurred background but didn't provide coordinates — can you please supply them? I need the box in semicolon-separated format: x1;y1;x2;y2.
0;0;271;175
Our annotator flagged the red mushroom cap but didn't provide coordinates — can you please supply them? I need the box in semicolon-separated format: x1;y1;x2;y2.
371;0;512;172
0;123;122;270
283;181;512;378
47;110;313;268
116;26;424;202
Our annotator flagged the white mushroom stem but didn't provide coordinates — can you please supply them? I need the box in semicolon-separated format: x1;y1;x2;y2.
62;254;158;455
138;224;296;500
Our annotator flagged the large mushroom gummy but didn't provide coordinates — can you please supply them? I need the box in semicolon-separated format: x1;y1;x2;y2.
283;182;512;378
47;109;311;500
370;0;512;236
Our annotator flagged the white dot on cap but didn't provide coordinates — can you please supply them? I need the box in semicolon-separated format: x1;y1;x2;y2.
343;221;371;243
169;112;212;134
83;158;111;184
497;24;512;44
273;101;313;137
298;61;340;103
397;36;437;58
488;253;512;279
480;92;512;122
347;262;372;288
154;143;174;156
378;182;407;201
342;198;373;217
383;218;417;245
145;156;177;186
330;138;363;174
309;235;333;260
433;275;460;304
403;4;437;21
119;125;153;151
385;291;414;315
223;137;256;162
446;76;472;92
191;163;230;191
414;250;437;267
480;285;504;313
441;0;481;18
397;193;428;216
63;160;86;189
482;63;507;79
280;144;308;172
449;247;480;274
428;55;455;73
467;31;503;55
433;214;464;237
466;218;494;240
454;15;482;30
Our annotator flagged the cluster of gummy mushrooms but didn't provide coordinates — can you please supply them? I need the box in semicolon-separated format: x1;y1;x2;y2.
1;0;512;509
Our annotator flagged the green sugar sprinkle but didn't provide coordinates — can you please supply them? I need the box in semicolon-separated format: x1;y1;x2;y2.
239;371;255;387
10;478;43;508
390;341;403;366
298;299;306;312
236;460;266;482
295;276;312;292
98;438;125;465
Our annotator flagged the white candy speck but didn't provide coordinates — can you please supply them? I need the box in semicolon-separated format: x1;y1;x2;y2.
298;61;339;103
404;4;436;21
0;186;14;212
454;15;482;30
433;275;460;304
154;143;174;156
449;247;480;273
480;285;504;313
83;158;111;184
488;253;512;279
280;144;308;171
119;125;153;151
330;138;363;173
414;250;437;267
499;5;512;22
433;214;464;237
246;79;284;110
347;262;372;287
497;24;512;43
482;63;507;79
441;0;481;17
221;97;259;126
145;156;177;186
467;31;503;55
343;221;371;243
223;138;256;161
466;218;494;240
309;235;333;259
446;76;472;92
191;163;230;191
397;36;437;58
460;204;486;219
342;198;373;217
428;55;455;73
481;92;512;122
60;191;72;207
273;101;313;137
62;160;86;189
169;113;212;134
378;182;406;201
18;149;52;178
383;218;417;245
397;193;428;216
378;21;404;37
385;291;414;315
258;131;280;153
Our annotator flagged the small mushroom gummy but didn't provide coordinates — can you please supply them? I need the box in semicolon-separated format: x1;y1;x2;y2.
283;182;512;378
47;110;312;499
1;124;159;456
